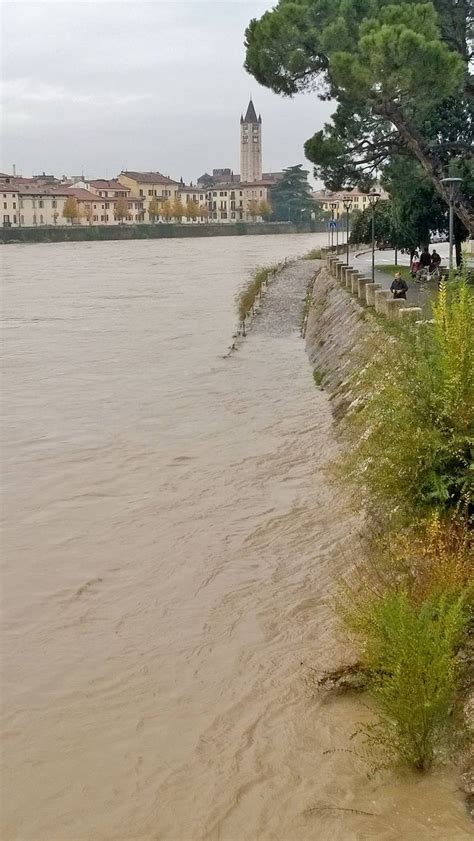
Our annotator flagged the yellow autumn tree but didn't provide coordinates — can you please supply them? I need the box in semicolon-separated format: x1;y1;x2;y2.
185;200;199;221
171;198;185;222
114;198;129;223
199;204;209;222
161;199;173;221
247;199;259;220
259;199;272;220
148;198;160;223
62;196;79;225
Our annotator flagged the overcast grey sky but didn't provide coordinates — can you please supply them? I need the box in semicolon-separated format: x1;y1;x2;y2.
1;0;333;182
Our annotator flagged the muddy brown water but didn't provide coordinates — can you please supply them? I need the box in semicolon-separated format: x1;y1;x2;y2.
1;235;471;840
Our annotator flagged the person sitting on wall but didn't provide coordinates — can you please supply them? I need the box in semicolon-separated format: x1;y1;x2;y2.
419;247;431;269
430;249;441;270
390;271;408;300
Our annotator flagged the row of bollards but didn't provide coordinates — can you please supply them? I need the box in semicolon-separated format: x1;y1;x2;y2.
326;255;422;321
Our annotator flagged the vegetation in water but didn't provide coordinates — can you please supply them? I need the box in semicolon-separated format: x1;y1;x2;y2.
236;265;278;325
303;248;322;260
337;514;472;772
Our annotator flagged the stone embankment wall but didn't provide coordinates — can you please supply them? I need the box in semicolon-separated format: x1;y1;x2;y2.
305;264;370;419
0;220;326;245
305;253;424;417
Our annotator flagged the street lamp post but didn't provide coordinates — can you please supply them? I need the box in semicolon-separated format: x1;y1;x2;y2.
367;192;381;282
342;197;353;267
440;177;462;271
330;202;338;251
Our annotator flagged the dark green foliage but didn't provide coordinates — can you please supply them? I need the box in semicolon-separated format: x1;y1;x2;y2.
244;1;473;233
269;164;318;223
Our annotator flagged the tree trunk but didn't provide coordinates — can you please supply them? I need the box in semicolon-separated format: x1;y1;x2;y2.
379;101;473;235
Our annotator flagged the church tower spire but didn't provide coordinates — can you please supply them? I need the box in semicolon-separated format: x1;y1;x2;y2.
240;98;262;183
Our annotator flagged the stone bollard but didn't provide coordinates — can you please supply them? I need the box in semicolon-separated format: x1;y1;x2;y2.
357;276;372;301
374;288;391;315
337;263;348;281
399;306;422;321
365;282;382;306
326;255;332;270
346;269;356;290
351;272;362;294
329;258;339;276
386;297;406;319
342;265;352;285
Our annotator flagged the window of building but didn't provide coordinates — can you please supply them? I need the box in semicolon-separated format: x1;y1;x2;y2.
20;215;24;224
213;212;217;219
231;212;235;219
260;191;262;197
148;189;153;196
52;200;57;208
40;214;44;224
33;214;37;225
13;215;17;224
3;203;6;210
221;212;227;219
32;200;36;208
39;200;44;208
93;215;98;222
20;199;23;208
139;189;144;196
13;202;16;209
101;215;105;222
239;192;243;197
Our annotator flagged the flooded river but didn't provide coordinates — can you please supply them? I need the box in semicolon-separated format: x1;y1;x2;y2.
1;234;471;840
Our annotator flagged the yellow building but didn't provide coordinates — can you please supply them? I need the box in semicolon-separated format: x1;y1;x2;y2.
311;187;389;218
118;171;180;221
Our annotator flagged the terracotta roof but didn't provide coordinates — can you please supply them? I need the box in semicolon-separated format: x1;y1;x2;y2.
120;171;179;185
89;179;130;191
18;185;70;197
0;185;19;193
67;188;104;202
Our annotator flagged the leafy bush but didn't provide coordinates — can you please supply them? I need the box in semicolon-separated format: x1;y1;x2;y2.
356;591;468;772
338;276;473;525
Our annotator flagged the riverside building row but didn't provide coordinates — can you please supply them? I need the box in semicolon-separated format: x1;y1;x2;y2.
1;100;282;228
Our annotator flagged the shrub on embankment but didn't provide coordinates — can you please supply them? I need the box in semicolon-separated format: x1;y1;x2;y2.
338;277;473;527
311;271;473;776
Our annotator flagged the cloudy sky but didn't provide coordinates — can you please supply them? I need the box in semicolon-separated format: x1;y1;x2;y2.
1;0;333;182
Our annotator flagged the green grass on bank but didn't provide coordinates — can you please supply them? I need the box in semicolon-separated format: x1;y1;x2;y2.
375;264;412;283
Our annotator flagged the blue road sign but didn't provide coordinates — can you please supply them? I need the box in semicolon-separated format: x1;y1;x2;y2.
328;220;337;230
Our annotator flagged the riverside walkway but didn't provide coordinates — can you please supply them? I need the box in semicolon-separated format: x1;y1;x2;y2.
352;244;451;317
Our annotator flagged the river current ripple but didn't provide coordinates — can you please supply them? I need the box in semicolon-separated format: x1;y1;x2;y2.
1;235;471;840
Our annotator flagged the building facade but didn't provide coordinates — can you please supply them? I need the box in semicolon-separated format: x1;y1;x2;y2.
240;100;262;183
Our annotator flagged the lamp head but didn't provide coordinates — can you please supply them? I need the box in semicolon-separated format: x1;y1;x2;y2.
440;177;462;202
367;192;381;207
342;196;353;210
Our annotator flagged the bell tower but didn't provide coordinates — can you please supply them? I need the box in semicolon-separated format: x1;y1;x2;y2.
240;99;262;183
